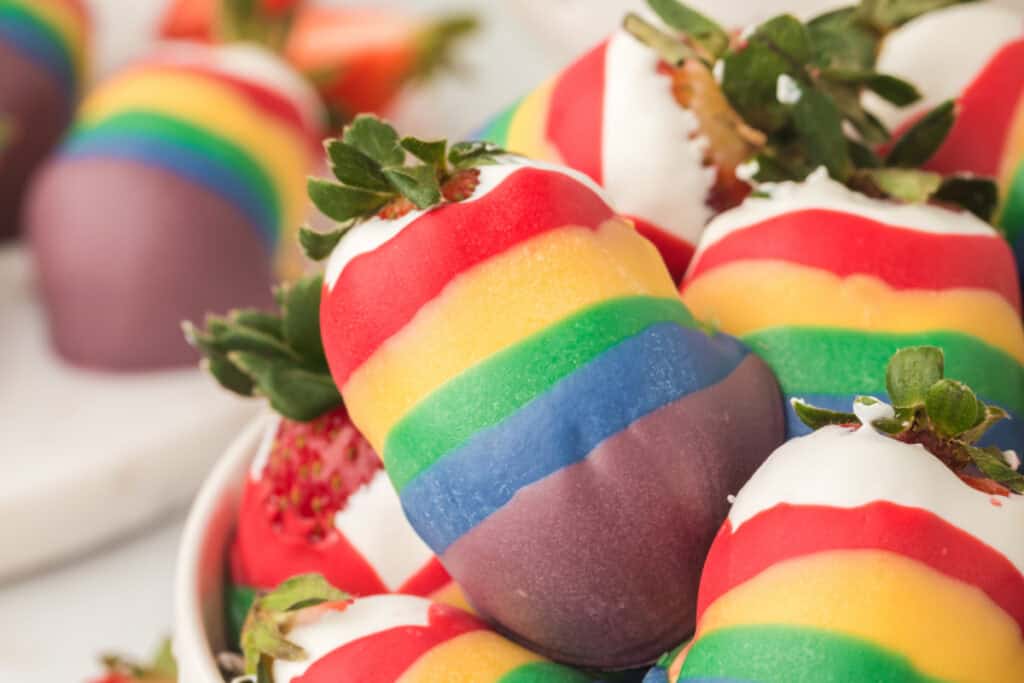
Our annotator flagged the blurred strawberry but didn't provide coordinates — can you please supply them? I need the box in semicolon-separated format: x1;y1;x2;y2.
160;0;304;46
285;6;476;119
88;641;175;683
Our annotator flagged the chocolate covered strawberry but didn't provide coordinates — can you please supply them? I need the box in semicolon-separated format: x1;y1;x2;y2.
652;347;1024;682
240;574;600;683
869;1;1024;294
160;0;476;122
303;115;785;668
185;276;457;647
474;0;950;280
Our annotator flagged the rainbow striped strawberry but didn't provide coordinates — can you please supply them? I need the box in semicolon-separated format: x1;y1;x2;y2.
302;115;785;668
869;1;1024;296
239;574;605;682
651;347;1024;682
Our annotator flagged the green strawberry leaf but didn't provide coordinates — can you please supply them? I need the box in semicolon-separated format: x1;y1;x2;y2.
754;14;815;66
854;168;943;203
448;141;505;169
645;0;730;57
886;99;956;167
822;68;921;106
807;7;879;70
886;345;944;408
260;574;347;612
848;139;883;168
966;445;1024;493
203;352;256;397
342;115;405;167
229;352;342;422
792;398;859;430
623;12;698;67
926;378;983;437
933;175;1000;222
789;83;853;181
961;405;1010;445
401;137;447;167
308;178;391;222
325;139;392;192
721;42;792;133
231;309;285;340
383;164;442;208
299;225;351;262
858;0;977;32
281;276;328;372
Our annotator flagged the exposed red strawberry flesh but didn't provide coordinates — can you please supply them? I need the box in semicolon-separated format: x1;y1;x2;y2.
261;406;382;543
959;473;1012;497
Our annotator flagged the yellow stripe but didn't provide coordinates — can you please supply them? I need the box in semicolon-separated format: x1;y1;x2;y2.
11;0;89;82
698;549;1024;683
342;219;677;451
429;582;474;614
505;77;564;164
78;68;311;233
682;260;1024;363
396;629;543;683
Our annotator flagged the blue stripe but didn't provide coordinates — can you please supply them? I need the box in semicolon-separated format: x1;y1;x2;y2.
642;667;670;683
0;17;73;98
786;392;1024;471
400;323;749;554
62;133;277;248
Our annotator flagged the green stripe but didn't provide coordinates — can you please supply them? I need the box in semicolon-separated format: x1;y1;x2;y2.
384;296;695;491
0;3;76;81
498;661;594;683
680;625;943;683
743;327;1024;415
71;110;282;227
1000;158;1024;240
479;97;523;146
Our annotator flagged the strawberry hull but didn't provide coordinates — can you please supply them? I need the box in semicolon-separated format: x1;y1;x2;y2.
659;413;1024;682
320;159;785;668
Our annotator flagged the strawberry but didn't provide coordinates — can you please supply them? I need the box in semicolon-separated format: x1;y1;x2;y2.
185;277;454;651
284;6;476;118
159;0;303;44
660;347;1024;682
88;641;176;683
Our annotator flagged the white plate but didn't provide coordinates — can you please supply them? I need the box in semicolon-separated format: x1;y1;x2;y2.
0;245;258;582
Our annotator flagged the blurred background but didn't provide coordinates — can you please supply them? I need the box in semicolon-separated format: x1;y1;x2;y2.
1;0;1023;680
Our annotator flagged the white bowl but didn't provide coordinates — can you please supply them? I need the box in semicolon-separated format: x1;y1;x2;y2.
173;414;272;683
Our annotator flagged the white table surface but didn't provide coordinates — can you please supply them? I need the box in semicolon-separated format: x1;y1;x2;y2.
5;0;1023;680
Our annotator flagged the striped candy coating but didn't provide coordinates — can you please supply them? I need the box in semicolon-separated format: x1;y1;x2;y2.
26;42;324;369
0;0;88;104
680;170;1024;463
271;595;598;683
670;418;1024;683
321;159;785;668
872;3;1024;297
474;26;719;280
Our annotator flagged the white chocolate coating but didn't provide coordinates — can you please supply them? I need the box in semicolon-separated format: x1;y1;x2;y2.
728;401;1024;573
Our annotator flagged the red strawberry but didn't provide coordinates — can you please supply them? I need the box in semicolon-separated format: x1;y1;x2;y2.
284;6;476;117
185;276;455;647
159;0;303;42
88;642;175;683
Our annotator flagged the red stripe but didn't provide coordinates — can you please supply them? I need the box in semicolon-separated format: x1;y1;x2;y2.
322;167;617;386
631;215;695;283
546;40;607;185
231;478;388;596
294;603;487;683
925;38;1024;177
683;208;1020;311
696;502;1024;633
398;557;452;597
124;62;321;149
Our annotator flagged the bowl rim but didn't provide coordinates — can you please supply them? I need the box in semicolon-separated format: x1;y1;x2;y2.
174;413;271;682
